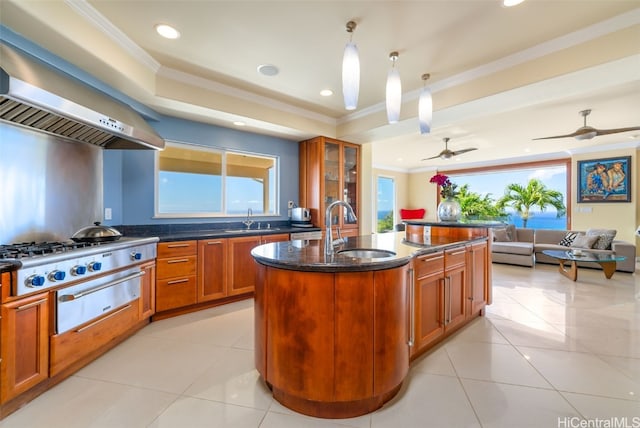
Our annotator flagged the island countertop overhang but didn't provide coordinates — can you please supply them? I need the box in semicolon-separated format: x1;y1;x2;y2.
251;231;488;272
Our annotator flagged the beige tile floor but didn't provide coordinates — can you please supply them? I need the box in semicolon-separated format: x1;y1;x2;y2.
2;262;638;428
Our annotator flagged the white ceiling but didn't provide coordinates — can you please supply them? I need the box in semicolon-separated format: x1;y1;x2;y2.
2;0;639;171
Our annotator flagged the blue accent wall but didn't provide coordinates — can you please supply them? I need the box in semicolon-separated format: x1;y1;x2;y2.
107;115;299;225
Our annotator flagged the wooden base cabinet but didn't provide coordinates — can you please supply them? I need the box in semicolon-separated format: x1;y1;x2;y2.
411;244;481;360
198;239;228;301
139;261;156;320
227;234;289;296
156;241;198;312
444;247;467;332
411;252;445;356
466;241;489;318
1;292;49;403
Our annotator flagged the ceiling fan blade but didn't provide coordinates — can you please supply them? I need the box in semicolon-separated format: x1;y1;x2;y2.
532;131;581;140
451;148;477;156
421;153;442;161
594;126;640;136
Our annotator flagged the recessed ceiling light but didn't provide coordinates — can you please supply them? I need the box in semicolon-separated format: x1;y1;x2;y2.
257;64;279;76
155;24;180;39
320;89;333;97
503;0;525;6
233;121;246;127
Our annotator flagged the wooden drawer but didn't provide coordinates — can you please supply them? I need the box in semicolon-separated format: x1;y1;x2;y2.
445;247;466;269
156;255;197;279
156;275;197;311
50;300;139;377
414;252;444;279
157;241;197;258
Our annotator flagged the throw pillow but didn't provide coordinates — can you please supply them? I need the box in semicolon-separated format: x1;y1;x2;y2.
493;228;509;242
570;233;599;249
586;228;617;250
558;231;579;247
505;224;516;242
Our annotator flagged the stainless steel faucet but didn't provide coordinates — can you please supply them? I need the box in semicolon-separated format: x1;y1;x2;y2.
243;208;254;229
324;200;357;255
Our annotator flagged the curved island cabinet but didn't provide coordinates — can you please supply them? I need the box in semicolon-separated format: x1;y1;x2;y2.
251;230;491;419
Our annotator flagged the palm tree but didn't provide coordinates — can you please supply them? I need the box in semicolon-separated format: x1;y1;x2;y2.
496;179;566;228
457;184;507;220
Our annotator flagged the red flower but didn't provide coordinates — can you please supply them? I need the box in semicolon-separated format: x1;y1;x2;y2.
430;173;458;199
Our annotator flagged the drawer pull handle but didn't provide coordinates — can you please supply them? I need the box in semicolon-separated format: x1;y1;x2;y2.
448;250;466;256
207;241;222;245
167;258;189;264
167;243;190;248
16;298;48;311
59;271;145;302
75;305;132;333
167;278;189;285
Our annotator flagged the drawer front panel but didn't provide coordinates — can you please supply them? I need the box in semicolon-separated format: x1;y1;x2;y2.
157;241;197;258
445;248;466;269
414;253;444;278
156;275;197;311
156;256;197;279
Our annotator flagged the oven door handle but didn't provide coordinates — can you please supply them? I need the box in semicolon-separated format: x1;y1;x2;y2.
58;271;145;302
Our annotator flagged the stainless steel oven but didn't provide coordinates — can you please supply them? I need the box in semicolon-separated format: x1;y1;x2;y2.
2;237;157;333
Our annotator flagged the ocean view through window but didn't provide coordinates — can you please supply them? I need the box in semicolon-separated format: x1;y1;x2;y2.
156;142;278;217
446;160;569;229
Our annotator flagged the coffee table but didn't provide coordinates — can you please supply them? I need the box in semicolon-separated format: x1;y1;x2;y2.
541;250;626;281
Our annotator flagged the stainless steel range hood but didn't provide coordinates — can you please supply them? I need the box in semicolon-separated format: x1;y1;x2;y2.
0;43;164;150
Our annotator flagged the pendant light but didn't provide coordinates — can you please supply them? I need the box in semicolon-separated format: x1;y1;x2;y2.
386;51;401;124
419;73;433;134
342;20;360;111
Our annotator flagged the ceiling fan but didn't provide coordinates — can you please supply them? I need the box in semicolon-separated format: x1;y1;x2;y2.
533;109;640;141
422;137;477;160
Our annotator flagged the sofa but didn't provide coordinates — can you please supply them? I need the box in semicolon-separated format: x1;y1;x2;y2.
490;226;636;273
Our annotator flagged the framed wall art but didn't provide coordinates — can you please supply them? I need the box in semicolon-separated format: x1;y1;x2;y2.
577;156;631;203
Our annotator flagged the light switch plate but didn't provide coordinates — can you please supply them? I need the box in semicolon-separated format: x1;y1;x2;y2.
104;208;112;220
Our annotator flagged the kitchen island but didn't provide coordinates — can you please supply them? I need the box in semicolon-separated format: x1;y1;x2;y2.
251;228;492;418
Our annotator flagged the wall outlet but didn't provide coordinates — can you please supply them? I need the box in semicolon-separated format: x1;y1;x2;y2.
288;200;295;209
104;207;112;220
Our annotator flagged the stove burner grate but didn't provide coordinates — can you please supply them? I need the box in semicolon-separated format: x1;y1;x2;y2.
0;241;98;259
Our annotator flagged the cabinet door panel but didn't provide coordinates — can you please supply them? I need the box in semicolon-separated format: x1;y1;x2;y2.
414;272;444;355
468;243;488;316
445;266;466;331
1;293;49;403
198;239;227;302
228;236;261;296
139;262;156;319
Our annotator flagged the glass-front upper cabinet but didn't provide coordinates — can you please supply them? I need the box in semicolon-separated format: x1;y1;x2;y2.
324;141;340;215
299;136;360;236
342;145;358;225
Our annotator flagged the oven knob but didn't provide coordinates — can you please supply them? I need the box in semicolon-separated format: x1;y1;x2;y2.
88;261;102;272
71;265;87;276
130;251;142;261
48;270;66;282
26;274;45;287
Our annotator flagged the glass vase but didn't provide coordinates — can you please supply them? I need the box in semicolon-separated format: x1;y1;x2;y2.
437;197;461;222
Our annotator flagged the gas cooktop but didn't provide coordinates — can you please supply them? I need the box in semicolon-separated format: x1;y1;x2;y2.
0;241;99;260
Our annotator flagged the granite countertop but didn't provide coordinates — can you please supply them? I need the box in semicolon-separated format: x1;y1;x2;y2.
119;224;321;242
251;231;487;272
403;220;505;228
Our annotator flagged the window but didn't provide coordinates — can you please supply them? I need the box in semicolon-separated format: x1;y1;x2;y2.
445;159;569;229
157;142;278;217
377;176;395;232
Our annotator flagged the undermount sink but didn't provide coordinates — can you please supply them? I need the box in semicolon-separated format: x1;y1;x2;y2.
337;249;396;259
